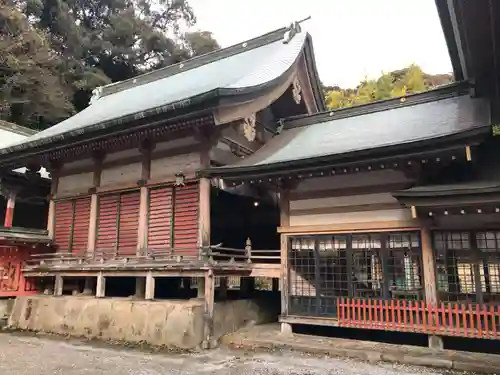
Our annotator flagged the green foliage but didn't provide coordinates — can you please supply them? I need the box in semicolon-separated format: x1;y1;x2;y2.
325;64;453;110
1;0;220;129
0;0;74;128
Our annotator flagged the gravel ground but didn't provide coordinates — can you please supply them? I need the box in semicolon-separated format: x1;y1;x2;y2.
0;333;465;375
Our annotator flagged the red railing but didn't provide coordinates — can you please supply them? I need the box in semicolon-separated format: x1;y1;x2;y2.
337;297;500;339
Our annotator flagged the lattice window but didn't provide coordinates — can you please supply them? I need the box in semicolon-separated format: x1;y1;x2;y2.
434;230;500;303
288;231;423;318
387;233;422;299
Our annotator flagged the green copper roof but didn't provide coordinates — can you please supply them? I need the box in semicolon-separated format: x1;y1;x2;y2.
0;25;323;157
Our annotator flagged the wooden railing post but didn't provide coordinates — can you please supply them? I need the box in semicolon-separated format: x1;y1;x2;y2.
421;224;443;350
245;237;252;263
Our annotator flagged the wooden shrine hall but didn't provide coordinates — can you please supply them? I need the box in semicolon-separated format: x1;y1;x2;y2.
0;22;324;344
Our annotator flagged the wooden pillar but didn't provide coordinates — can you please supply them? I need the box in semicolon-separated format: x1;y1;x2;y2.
47;164;60;238
87;194;98;255
96;272;106;298
82;277;93;295
3;190;16;228
145;271;155;300
197;144;211;297
421;224;443;350
279;190;290;333
202;269;216;349
137;186;149;255
54;275;63;296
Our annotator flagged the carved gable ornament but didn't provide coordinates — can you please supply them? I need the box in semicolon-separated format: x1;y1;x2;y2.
242;113;257;142
292;76;302;104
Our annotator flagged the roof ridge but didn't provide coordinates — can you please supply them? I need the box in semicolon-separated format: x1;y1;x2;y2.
99;26;289;98
282;81;470;129
0;120;38;137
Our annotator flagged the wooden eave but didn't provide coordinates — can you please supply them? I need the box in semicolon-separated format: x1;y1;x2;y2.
201;129;487;186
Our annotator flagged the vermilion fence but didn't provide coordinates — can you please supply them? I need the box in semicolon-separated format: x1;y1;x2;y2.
337;297;500;339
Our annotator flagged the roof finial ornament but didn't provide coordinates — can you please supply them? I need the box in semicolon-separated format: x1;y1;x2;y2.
89;86;103;105
283;16;311;44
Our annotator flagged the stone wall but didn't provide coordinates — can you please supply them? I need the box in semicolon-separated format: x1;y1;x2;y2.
7;295;278;349
0;298;14;327
8;296;205;349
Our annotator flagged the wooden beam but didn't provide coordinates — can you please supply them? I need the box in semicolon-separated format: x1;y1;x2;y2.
465;145;472;161
411;205;417;219
278;220;420;234
4;190;16;228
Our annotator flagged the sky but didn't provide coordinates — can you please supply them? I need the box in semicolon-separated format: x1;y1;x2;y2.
187;0;453;88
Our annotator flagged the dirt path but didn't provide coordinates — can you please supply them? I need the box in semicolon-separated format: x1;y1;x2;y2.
0;333;464;375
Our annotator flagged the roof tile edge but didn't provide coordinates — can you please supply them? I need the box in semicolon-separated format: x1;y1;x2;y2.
282;80;470;129
98;27;289;98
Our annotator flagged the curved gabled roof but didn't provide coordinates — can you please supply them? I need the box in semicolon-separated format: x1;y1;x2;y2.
201;82;491;179
0;26;324;159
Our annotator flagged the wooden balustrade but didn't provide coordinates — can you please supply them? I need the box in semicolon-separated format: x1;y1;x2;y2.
23;238;281;271
336;297;500;339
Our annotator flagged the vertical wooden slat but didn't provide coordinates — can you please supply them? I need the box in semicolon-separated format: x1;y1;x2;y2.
117;191;140;256
96;194;119;255
71;197;91;256
174;182;199;255
54;200;73;252
147;187;173;251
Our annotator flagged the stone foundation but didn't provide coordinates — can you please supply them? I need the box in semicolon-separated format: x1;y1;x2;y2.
0;298;14;327
7;295;277;349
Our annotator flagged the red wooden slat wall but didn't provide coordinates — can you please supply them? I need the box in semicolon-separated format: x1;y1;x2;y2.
148;187;173;250
117;191;140;255
71;197;91;255
54;200;73;252
96;195;119;252
53;197;90;254
173;183;199;255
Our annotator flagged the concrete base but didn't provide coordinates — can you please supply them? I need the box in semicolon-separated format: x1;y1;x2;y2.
281;322;292;335
428;335;444;350
7;295;277;350
0;298;14;327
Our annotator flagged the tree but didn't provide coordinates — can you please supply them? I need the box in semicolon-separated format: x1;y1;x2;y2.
184;30;220;57
325;64;453;110
0;0;73;128
5;0;220;129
